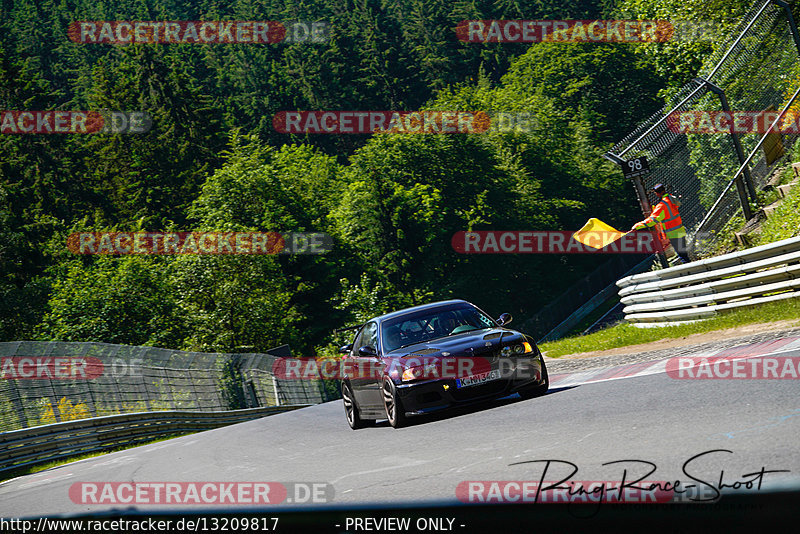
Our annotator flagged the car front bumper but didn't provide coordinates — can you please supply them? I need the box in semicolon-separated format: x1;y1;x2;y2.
395;357;545;415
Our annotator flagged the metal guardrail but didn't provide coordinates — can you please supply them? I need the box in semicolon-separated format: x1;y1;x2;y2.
616;236;800;323
0;405;309;476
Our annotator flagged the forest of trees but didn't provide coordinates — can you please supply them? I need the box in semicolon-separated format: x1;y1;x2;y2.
0;0;759;356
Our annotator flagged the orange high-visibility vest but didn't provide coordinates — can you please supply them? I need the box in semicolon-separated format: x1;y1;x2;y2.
637;194;685;238
658;194;683;233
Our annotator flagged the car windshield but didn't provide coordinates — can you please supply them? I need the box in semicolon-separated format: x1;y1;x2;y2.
381;304;497;353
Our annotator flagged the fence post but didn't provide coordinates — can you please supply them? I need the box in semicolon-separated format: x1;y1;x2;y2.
771;0;800;58
140;367;152;411
8;380;30;429
700;78;757;218
45;379;62;423
272;375;282;406
603;152;652;215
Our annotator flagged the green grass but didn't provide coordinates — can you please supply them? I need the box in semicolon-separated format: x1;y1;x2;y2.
0;432;195;483
695;214;746;259
755;179;800;245
775;158;799;187
539;296;800;358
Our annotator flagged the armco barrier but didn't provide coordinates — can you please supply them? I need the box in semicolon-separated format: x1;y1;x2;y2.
0;405;308;476
617;236;800;323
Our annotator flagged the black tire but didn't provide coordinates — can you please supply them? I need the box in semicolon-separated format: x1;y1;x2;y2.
342;381;373;430
382;378;408;428
518;359;549;400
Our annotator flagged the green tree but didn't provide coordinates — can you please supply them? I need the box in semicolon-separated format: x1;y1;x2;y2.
181;132;348;353
36;256;186;348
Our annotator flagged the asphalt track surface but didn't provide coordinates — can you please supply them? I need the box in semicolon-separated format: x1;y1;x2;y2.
2;337;799;522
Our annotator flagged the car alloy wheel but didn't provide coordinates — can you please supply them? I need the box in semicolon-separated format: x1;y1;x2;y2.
382;378;407;428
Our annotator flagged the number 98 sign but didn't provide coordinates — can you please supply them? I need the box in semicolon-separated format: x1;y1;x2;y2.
620;156;650;178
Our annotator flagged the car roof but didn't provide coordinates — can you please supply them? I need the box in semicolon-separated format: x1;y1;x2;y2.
371;299;473;324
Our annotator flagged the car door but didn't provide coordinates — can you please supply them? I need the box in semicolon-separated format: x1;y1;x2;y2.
349;322;382;409
348;322;376;409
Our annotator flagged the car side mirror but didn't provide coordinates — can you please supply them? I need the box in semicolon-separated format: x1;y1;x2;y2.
358;345;378;357
339;344;353;354
497;313;513;326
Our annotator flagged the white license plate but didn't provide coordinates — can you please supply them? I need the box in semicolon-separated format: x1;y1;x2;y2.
457;369;501;388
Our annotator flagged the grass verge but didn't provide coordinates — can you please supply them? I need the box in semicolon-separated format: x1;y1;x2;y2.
755;178;800;245
539;296;800;358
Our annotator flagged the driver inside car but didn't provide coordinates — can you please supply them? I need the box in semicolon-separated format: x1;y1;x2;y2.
437;313;458;336
384;325;403;353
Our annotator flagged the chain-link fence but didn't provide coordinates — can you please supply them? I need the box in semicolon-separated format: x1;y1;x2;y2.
605;0;800;257
0;341;333;432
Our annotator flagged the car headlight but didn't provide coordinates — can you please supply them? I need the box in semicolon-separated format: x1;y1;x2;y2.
502;342;534;356
402;367;420;381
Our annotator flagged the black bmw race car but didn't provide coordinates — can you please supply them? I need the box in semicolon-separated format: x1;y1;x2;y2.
338;299;548;429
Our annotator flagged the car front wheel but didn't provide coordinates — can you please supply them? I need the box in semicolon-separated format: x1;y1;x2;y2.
382;378;408;428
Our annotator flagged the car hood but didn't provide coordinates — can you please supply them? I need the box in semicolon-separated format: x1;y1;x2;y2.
384;328;526;359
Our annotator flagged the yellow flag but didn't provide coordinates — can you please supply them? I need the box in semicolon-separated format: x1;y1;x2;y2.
573;218;626;249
